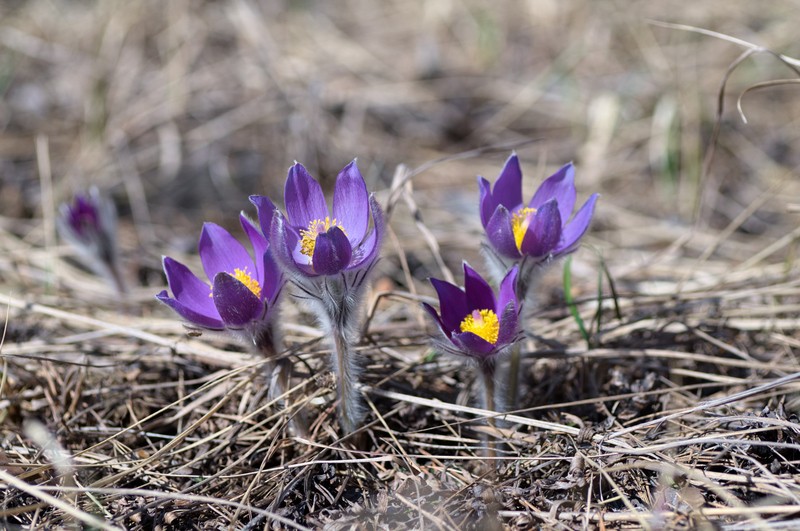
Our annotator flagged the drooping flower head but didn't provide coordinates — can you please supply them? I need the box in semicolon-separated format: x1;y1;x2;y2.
156;214;283;337
57;187;124;292
254;161;383;283
423;263;520;361
479;154;598;263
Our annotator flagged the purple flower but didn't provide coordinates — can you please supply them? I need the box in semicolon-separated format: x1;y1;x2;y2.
254;161;383;282
57;188;125;292
479;154;598;262
156;215;283;336
251;160;384;435
423;263;520;361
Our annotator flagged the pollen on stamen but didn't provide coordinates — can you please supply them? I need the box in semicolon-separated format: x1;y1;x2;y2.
511;207;537;251
299;217;346;262
233;267;261;297
210;267;261;298
459;309;500;344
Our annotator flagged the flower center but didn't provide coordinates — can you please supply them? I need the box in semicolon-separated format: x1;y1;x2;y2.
459;309;500;344
233;267;261;297
299;217;346;261
511;207;537;251
211;267;261;298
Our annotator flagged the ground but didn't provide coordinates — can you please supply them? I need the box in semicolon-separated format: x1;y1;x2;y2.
1;1;800;529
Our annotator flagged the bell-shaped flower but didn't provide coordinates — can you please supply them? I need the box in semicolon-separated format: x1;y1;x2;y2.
251;160;384;435
156;215;283;337
479;154;598;262
423;263;521;362
254;161;383;284
57;187;125;292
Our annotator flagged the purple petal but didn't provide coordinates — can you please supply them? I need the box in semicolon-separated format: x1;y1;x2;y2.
463;262;496;312
497;265;519;312
332;160;369;246
271;210;315;276
259;246;283;306
311;226;352;276
156;290;225;330
198;223;255;281
554;193;599;255
162;256;218;319
249;195;277;238
284;162;328;226
421;302;448;337
485;206;521;259
493;153;523;211
452;331;496;358
496;301;519;346
429;278;468;332
212;272;264;327
520;199;562;257
529;162;576;224
478;177;496;229
348;194;384;269
240;213;268;287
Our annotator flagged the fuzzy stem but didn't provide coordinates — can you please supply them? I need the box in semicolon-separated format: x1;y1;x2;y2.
507;343;521;409
255;325;308;437
479;360;497;460
331;320;362;435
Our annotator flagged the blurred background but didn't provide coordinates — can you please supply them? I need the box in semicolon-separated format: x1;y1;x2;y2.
1;0;799;287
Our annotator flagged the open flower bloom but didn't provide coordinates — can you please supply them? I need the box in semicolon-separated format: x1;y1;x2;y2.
254;161;383;281
423;263;520;361
479;154;599;262
156;215;282;334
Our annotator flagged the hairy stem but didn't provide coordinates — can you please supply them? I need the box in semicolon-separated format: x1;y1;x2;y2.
255;325;308;437
331;321;362;435
479;360;497;460
507;343;521;409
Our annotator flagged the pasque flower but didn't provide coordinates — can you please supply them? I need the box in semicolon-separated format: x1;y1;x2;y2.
156;215;309;435
423;263;520;363
258;161;383;282
479;154;598;264
252;160;384;436
479;153;599;412
57;187;125;293
156;215;282;338
423;262;521;448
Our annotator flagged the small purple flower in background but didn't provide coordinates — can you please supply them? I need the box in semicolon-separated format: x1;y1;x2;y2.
423;262;520;418
251;160;384;436
156;215;282;340
479;154;598;286
57;187;125;293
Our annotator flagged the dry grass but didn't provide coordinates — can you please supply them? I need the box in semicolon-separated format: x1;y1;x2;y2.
2;0;800;529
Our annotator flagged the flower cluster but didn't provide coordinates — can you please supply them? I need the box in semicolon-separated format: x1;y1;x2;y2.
422;153;598;418
157;160;383;436
155;152;596;437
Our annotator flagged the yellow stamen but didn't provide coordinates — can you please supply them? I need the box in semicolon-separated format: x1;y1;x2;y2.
459;309;500;344
233;267;261;297
299;217;346;262
210;267;261;298
511;207;537;251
